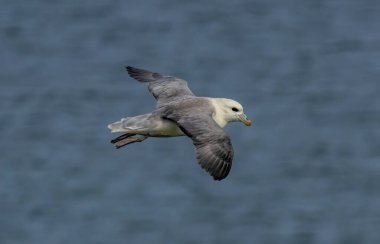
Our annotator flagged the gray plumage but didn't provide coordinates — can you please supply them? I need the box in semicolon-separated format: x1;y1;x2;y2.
108;66;251;181
126;66;194;107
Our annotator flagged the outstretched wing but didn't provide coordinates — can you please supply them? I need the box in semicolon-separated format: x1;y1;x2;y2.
163;104;234;180
126;66;195;106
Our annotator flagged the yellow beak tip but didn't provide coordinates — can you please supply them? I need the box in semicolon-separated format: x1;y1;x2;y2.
245;120;252;126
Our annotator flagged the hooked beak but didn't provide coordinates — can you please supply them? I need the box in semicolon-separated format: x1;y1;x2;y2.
238;113;252;126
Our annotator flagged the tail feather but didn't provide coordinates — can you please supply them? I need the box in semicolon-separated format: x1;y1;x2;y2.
107;113;152;133
108;121;125;133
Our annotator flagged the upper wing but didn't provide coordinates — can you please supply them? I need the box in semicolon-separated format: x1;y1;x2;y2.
164;107;234;180
126;66;195;106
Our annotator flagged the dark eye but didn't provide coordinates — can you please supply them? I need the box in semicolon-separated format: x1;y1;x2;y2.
232;107;239;112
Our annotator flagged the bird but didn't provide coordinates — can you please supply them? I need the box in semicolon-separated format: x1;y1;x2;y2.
108;66;252;181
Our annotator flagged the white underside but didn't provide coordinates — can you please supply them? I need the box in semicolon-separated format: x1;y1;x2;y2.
146;119;185;137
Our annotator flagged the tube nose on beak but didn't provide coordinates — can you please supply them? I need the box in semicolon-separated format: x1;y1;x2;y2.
244;119;252;126
239;114;252;126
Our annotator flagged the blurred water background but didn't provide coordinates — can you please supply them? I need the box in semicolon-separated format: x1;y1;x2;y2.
1;0;380;243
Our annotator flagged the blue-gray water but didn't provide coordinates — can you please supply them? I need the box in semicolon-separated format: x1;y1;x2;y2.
1;0;380;243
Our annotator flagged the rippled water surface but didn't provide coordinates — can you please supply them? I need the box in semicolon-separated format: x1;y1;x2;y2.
1;0;380;243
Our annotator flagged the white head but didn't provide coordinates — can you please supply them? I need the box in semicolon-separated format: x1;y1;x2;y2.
212;98;252;127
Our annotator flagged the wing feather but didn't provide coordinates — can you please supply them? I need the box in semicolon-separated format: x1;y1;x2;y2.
162;101;234;180
126;66;195;106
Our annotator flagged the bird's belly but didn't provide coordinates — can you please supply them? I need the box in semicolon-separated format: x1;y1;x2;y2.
148;119;185;137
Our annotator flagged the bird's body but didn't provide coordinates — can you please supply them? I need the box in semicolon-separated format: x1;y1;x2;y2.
108;66;252;180
109;97;232;137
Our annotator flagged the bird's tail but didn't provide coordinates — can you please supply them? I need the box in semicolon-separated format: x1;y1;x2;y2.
107;113;153;133
107;120;125;133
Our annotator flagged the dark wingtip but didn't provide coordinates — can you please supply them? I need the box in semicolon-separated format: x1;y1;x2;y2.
211;162;231;181
212;174;227;181
125;66;136;77
125;66;154;82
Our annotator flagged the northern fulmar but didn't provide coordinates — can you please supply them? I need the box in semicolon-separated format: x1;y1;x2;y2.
108;66;252;180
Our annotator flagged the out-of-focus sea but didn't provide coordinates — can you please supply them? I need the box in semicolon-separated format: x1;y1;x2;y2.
1;0;380;243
